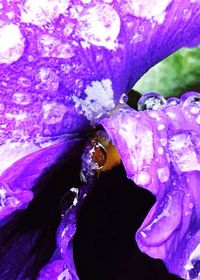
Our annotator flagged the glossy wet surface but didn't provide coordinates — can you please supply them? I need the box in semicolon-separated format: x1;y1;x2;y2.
74;164;182;280
189;259;200;279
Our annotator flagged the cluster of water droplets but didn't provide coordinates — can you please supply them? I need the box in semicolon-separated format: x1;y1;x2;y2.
137;91;200;111
101;91;200;279
0;182;19;209
136;92;200;175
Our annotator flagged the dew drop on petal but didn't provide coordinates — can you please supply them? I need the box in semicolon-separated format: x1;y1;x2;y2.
157;166;169;183
160;138;167;146
196;115;200;124
157;124;165;131
119;93;128;104
78;4;121;50
137;93;166;111
58;268;72;280
12;92;33;105
181;92;200;107
134;171;151;186
126;0;172;20
190;107;200;115
167;97;180;106
169;132;200;172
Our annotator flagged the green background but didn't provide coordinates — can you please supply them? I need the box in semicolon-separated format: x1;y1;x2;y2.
133;46;200;99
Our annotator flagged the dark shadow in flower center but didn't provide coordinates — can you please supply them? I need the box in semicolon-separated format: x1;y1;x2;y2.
74;164;182;280
0;142;83;280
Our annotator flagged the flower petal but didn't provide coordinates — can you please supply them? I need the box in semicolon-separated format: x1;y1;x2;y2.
0;143;83;279
101;92;200;279
61;0;200;119
0;1;200;220
37;142;96;280
1;1;200;134
0;138;84;226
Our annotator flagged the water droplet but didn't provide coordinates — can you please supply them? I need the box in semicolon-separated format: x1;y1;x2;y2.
137;92;166;111
167;97;180;106
58;268;72;280
190;107;200;115
17;76;32;88
195;115;200;124
158;147;164;155
160;138;167;146
169;132;200;172
42;102;67;125
183;8;192;19
125;0;172;21
91;140;107;170
134;171;151;186
119;93;128;104
75;79;83;89
59;187;79;216
63;21;75;37
0;183;19;208
181;92;200;107
12;92;33;105
157;167;169;183
0;185;6;207
78;4;121;50
166;111;176;119
130;33;143;44
157;124;165;131
61;63;71;73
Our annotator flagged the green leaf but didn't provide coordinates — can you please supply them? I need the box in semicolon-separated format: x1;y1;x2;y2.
133;46;200;98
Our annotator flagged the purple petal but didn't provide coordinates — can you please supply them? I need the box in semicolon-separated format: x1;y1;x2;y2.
1;1;200;277
0;1;200;132
37;191;89;280
37;260;76;280
0;1;200;211
101;92;200;279
37;142;96;280
0;138;84;226
37;260;67;280
0;142;83;279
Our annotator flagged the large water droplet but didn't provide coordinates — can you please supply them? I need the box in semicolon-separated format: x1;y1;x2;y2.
157;167;169;183
78;4;121;50
181;92;200;107
137;92;166;111
42;102;68;125
169;132;200;172
124;0;172;21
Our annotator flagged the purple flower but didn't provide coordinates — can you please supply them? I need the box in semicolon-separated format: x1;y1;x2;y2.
1;0;200;279
101;91;200;279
